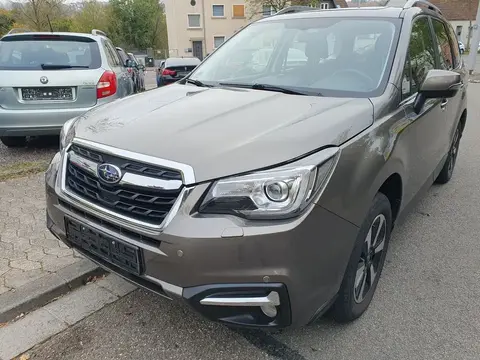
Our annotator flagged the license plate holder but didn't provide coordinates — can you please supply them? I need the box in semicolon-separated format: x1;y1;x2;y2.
65;218;144;275
22;87;73;101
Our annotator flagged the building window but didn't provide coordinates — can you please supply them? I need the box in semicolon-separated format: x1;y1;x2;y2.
188;14;201;28
214;36;225;48
456;25;463;38
212;4;225;17
262;5;275;16
321;2;329;9
232;4;245;18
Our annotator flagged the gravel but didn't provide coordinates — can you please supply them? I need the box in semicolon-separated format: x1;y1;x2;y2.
0;136;59;167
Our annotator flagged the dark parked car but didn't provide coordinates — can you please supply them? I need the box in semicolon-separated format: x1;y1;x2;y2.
127;52;145;92
156;57;201;87
48;0;467;329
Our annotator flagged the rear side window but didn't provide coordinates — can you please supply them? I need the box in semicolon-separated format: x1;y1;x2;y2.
432;19;454;70
444;21;461;68
0;34;101;70
401;17;436;98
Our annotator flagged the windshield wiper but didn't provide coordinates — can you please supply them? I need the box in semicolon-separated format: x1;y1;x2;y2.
219;82;310;96
185;78;212;87
40;64;89;69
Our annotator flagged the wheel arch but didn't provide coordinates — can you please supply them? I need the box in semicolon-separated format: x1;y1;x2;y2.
378;173;403;224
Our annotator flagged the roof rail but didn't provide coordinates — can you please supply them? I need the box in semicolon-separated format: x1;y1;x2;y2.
406;0;442;14
91;29;107;37
384;0;442;15
274;6;314;16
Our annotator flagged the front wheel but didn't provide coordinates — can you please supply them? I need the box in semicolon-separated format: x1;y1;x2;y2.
331;193;392;323
435;124;462;184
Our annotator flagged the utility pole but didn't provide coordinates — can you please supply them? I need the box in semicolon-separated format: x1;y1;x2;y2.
467;0;480;74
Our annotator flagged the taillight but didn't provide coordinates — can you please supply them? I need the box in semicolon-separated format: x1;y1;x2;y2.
162;69;176;76
96;71;117;99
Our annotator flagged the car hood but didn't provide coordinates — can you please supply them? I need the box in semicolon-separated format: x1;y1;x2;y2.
74;84;374;183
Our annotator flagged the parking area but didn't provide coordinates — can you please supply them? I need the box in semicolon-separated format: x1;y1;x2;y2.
0;82;477;359
9;85;480;360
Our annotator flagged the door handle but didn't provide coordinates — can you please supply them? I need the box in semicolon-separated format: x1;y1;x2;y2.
440;99;448;110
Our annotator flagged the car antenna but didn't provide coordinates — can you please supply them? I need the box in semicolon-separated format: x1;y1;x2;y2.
47;15;54;32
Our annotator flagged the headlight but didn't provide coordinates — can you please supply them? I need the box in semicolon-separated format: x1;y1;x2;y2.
59;117;78;152
199;147;340;220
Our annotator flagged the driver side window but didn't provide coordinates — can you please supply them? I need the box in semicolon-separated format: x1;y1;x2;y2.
402;17;436;99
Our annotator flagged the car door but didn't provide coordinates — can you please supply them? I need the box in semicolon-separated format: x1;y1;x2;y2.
102;40;131;97
430;17;466;173
399;15;446;205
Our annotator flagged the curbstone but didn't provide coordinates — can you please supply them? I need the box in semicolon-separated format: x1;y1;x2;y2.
0;259;107;323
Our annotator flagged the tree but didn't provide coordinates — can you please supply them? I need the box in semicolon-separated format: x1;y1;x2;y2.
71;0;109;34
0;9;14;36
12;0;66;31
108;0;167;50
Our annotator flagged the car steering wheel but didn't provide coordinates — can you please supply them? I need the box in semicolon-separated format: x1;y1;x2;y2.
330;68;375;89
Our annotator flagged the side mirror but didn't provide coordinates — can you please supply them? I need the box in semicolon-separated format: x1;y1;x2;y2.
413;69;462;114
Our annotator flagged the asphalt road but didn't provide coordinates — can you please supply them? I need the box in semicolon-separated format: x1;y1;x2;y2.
27;85;480;360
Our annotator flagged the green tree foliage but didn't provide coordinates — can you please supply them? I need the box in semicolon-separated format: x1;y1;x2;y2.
108;0;167;50
71;0;109;34
12;0;65;31
1;0;167;52
0;9;15;36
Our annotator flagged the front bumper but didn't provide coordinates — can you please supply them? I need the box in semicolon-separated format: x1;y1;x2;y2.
45;150;359;329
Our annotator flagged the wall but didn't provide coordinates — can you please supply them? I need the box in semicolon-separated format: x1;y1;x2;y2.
164;0;249;59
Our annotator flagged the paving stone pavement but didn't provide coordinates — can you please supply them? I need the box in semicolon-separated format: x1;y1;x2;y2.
0;173;83;295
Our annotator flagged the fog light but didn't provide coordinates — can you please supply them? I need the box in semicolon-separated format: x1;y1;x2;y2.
261;304;278;318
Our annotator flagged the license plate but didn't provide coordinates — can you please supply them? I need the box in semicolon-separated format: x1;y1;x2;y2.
22;87;73;101
65;218;143;275
176;72;188;78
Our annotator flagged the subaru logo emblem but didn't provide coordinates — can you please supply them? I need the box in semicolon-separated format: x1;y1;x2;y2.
40;76;48;84
97;164;122;184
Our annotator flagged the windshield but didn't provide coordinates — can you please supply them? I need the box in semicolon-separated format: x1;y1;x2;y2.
188;17;400;97
0;34;101;70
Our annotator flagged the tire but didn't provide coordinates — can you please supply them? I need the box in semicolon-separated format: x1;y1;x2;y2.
331;192;392;323
0;136;27;148
435;123;462;184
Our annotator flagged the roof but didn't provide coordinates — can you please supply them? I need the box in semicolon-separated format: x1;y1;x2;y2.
347;0;479;20
260;6;403;21
429;0;478;21
165;57;201;66
1;31;102;41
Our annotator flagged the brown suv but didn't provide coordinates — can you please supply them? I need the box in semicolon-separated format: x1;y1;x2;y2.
46;0;467;329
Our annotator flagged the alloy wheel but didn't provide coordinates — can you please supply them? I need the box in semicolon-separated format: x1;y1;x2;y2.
448;128;460;176
354;214;387;303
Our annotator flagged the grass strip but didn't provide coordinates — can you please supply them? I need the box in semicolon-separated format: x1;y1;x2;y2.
0;161;49;182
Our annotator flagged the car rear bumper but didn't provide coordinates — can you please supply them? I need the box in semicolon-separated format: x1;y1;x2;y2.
45;151;359;329
0;107;95;137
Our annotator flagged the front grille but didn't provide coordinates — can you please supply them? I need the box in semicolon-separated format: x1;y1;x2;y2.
70;145;182;181
65;145;183;225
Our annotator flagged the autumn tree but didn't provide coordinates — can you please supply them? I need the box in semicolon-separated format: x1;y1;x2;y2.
12;0;66;31
0;9;14;36
71;0;109;34
108;0;167;50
